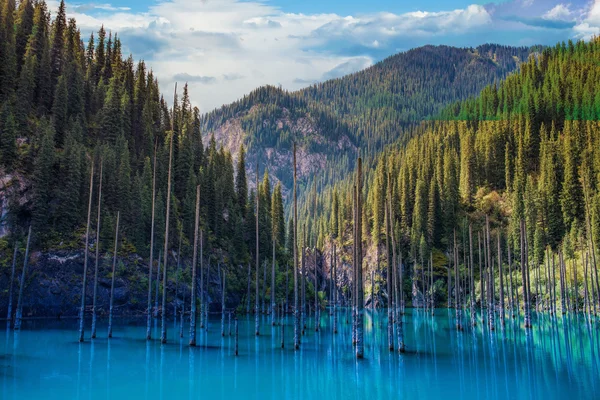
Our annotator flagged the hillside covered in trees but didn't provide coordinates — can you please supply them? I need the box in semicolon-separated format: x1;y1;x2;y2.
0;0;295;306
200;43;538;207
1;0;599;317
308;38;600;308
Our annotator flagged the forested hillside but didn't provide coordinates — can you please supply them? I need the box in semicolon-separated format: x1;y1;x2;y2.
201;44;537;206
308;38;600;306
0;0;294;304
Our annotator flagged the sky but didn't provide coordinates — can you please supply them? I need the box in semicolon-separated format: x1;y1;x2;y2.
51;0;600;113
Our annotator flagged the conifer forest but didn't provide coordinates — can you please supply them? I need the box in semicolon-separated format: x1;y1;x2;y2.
0;1;599;399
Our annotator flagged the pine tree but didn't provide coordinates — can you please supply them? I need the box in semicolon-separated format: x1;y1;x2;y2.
0;0;17;101
56;120;83;234
31;119;56;238
0;104;18;168
50;0;67;91
52;74;68;147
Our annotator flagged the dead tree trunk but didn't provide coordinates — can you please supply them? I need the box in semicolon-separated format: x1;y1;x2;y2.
255;161;260;336
498;232;505;326
189;185;200;346
293;143;300;350
14;226;32;331
6;242;18;325
108;211;120;338
79;162;95;341
356;158;364;359
91;161;103;339
161;103;175;344
146;146;157;340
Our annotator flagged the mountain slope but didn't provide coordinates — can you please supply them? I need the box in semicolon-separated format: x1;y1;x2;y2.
201;44;539;201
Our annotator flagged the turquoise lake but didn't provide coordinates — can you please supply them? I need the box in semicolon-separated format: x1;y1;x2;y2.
1;309;598;399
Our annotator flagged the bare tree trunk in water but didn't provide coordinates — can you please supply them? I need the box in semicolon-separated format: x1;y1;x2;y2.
293;143;300;350
91;161;103;339
14;226;32;331
78;162;93;341
189;185;200;346
524;220;533;328
302;226;306;335
521;220;531;328
155;253;161;318
430;254;434;314
333;243;338;334
479;232;484;311
329;240;333;316
355;158;364;359
314;184;320;331
255;161;260;336
199;231;204;328
385;203;392;350
498;232;505;326
146;146;157;340
205;259;210;331
469;225;476;326
508;241;515;318
221;272;226;337
486;216;494;331
161;107;175;344
454;230;462;331
388;187;404;352
174;229;182;321
108;212;120;338
246;262;251;314
271;228;276;326
234;317;239;356
6;242;18;325
352;184;357;345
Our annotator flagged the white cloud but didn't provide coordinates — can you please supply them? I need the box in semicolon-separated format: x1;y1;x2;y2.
543;4;574;21
574;1;600;39
55;0;590;112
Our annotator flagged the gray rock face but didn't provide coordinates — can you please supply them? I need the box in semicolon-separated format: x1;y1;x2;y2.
0;250;191;319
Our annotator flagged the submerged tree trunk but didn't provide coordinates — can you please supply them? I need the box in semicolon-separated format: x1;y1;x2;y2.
146;146;157;340
498;232;505;326
469;224;476;326
14;226;32;331
255;161;260;336
271;229;276;326
302;226;306;335
478;232;484;310
385;203;393;350
161;114;174;344
333;242;338;334
234;317;239;356
155;252;161;318
108;212;120;338
91;161;104;339
521;220;532;328
454;230;462;331
486;216;494;331
356;158;364;359
314;185;320;331
293;143;300;350
174;229;182;321
352;184;357;345
221;272;226;337
246;262;251;314
508;241;515;318
79;162;95;342
6;242;18;325
189;185;200;346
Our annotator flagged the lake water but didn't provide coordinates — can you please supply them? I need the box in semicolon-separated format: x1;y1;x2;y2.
0;309;598;400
